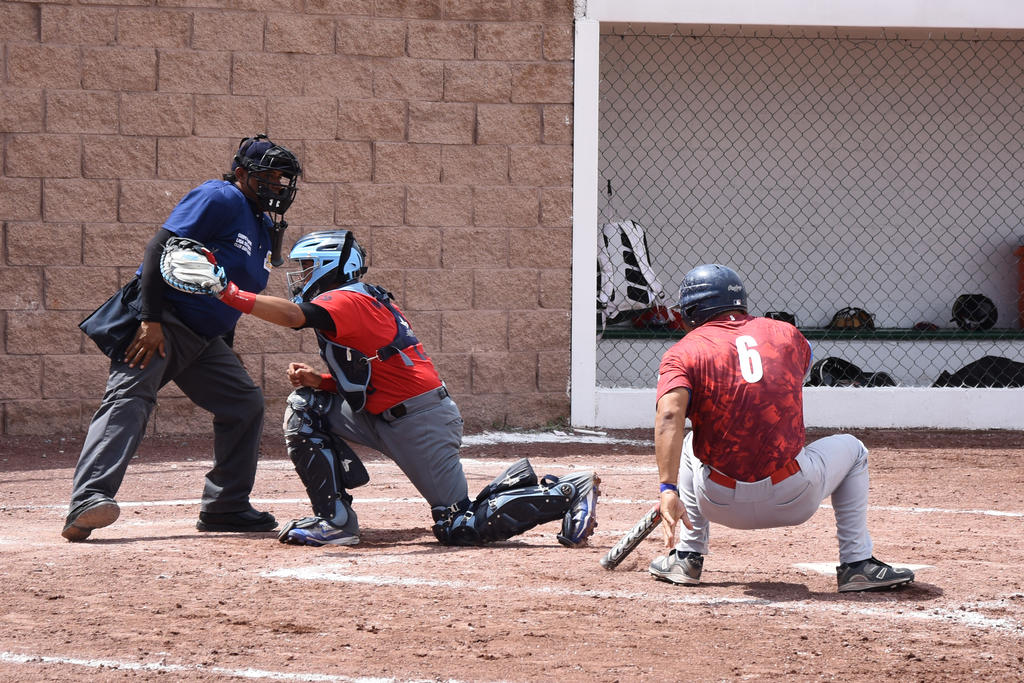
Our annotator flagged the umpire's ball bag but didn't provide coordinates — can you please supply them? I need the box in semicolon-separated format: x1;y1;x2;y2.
79;277;144;359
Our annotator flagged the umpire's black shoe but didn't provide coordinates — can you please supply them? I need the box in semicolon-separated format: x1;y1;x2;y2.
837;556;914;592
196;508;277;532
62;497;120;542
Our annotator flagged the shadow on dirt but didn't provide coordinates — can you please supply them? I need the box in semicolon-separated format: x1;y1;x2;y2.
740;579;943;602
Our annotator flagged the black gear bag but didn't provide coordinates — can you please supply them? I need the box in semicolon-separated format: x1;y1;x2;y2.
78;277;143;360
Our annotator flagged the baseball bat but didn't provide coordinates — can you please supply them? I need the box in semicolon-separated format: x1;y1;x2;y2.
599;504;662;570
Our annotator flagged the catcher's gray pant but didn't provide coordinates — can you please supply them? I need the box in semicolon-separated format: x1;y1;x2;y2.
69;311;265;515
674;432;873;564
284;386;467;529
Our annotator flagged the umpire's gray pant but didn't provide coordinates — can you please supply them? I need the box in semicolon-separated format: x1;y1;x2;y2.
69;311;265;514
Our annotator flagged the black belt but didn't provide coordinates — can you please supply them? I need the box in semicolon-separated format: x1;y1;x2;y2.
380;385;449;422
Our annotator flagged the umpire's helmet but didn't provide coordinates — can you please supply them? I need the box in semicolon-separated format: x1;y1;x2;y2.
287;230;367;303
676;264;747;327
232;134;302;215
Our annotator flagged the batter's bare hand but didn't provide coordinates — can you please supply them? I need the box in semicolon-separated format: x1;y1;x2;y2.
658;489;692;548
287;362;322;389
124;321;165;369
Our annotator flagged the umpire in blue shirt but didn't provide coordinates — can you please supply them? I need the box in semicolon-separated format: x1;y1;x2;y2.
65;135;302;541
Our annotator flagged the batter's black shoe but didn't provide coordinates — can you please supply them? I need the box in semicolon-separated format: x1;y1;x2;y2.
649;549;703;585
62;497;120;542
837;556;914;592
196;507;277;532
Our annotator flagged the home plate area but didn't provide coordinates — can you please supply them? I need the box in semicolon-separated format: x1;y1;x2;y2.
0;429;1022;681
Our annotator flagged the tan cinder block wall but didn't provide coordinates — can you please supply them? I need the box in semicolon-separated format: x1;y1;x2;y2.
0;0;575;436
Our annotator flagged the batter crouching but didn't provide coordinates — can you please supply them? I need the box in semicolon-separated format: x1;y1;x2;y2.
161;230;600;548
649;264;914;593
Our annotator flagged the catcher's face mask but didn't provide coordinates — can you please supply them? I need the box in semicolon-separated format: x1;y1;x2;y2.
286;230;367;302
286;260;316;301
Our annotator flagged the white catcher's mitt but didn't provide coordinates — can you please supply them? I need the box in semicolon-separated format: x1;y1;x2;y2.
160;237;227;296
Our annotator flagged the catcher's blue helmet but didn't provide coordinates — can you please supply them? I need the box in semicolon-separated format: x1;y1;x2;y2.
287;230;366;302
677;264;747;327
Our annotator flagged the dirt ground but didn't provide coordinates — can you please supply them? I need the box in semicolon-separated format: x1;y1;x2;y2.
1;428;1022;682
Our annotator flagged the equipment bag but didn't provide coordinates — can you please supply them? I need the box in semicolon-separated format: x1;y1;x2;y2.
597;219;667;326
79;277;143;360
933;355;1024;387
806;356;897;387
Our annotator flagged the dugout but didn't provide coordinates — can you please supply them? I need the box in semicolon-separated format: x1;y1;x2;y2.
571;1;1024;429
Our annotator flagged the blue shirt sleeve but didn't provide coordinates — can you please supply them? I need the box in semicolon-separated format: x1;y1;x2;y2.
163;184;236;243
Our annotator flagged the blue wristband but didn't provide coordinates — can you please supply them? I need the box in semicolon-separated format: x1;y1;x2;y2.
659;483;678;494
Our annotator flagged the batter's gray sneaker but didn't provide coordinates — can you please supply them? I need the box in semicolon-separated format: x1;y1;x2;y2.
837;556;914;592
649;549;703;585
62;498;120;542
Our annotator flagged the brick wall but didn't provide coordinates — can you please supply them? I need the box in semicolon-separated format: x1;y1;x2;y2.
0;0;575;435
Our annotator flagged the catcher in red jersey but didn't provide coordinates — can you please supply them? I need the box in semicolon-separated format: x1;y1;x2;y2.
160;230;599;549
649;264;914;593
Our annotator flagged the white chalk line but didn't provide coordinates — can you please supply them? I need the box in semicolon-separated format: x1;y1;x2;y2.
7;493;1022;523
0;651;475;683
5;494;1022;522
262;565;1024;636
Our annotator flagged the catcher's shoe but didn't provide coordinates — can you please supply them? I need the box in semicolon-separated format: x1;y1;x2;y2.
196;507;277;532
836;556;914;592
556;471;601;547
62;497;120;542
278;517;360;547
649;549;703;585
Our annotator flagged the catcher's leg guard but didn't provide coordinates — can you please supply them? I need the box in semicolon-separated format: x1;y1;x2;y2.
283;388;366;528
431;459;600;546
555;470;601;547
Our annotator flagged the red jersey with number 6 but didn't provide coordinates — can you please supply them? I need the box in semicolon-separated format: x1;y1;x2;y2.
656;313;812;482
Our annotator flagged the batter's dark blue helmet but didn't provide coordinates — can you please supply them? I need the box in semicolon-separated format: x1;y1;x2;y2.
677;264;747;327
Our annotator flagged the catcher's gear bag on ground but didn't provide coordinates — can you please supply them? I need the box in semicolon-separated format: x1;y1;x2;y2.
160;237;227;296
283;387;369;527
933;355;1024;387
597;220;667;326
806;357;896;387
826;307;875;331
431;458;599;547
951;294;998;331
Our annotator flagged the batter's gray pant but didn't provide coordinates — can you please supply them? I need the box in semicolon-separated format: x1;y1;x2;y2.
69;311;265;515
285;386;467;530
675;432;873;564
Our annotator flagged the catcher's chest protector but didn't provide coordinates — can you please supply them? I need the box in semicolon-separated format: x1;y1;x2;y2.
316;283;424;412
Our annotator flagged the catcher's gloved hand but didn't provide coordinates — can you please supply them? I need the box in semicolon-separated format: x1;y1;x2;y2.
160;237;227;296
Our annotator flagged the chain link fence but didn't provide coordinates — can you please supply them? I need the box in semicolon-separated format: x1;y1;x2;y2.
596;28;1024;390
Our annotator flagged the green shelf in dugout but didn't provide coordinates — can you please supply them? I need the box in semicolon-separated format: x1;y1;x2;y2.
599;327;1024;341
